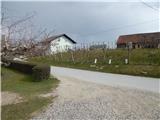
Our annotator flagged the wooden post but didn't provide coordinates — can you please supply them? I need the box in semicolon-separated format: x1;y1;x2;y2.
71;51;75;64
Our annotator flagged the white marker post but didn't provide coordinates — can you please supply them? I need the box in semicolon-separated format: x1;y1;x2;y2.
94;58;97;64
125;58;128;64
109;59;112;64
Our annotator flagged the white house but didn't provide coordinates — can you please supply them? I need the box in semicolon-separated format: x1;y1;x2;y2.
38;34;76;55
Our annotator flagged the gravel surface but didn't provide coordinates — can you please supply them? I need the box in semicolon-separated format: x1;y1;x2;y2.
32;76;160;120
51;66;160;93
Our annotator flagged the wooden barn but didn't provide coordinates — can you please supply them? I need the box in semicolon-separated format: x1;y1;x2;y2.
117;32;160;49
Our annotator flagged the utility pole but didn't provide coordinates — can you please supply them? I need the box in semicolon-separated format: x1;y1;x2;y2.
127;42;132;64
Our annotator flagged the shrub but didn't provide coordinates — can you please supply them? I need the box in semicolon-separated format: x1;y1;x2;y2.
2;58;36;74
2;58;50;81
32;65;50;82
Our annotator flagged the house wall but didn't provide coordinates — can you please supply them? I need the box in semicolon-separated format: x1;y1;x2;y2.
49;36;74;54
117;44;126;48
117;42;159;49
117;32;160;49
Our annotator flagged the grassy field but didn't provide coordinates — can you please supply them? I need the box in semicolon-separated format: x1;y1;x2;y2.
1;67;59;120
29;49;160;78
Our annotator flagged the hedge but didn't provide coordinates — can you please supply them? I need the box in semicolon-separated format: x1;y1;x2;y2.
2;58;50;81
32;65;50;82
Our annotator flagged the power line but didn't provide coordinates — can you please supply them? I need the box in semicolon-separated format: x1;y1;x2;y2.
140;0;159;12
81;19;158;37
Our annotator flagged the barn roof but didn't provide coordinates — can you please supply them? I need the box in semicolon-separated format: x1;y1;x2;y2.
40;34;76;44
117;32;160;44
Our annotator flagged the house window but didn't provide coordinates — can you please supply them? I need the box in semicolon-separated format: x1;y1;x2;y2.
57;38;60;42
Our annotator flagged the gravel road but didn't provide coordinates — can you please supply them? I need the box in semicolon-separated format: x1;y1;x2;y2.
51;66;160;93
32;67;160;120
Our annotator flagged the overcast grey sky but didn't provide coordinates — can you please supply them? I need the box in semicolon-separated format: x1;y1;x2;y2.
2;1;160;43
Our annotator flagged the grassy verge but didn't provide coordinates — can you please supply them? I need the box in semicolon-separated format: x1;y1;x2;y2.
2;97;52;120
1;67;59;120
33;61;160;78
29;49;160;78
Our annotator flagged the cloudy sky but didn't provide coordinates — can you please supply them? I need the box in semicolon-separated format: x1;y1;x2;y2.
2;1;159;44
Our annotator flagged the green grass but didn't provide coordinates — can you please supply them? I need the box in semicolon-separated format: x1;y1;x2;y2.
1;67;59;120
30;49;160;65
2;97;52;120
39;62;160;78
29;49;160;78
2;67;59;98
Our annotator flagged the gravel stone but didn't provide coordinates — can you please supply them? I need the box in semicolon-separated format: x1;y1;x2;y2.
31;76;160;120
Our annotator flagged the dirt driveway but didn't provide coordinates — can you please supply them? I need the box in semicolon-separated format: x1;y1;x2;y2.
32;75;160;120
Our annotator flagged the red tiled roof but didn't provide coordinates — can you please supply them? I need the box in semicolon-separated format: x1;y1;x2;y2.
117;32;160;44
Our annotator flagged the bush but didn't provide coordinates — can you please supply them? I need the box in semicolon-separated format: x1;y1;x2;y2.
10;61;36;74
32;65;50;82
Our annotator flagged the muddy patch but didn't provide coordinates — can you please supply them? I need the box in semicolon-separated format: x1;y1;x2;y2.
39;91;58;98
1;91;23;106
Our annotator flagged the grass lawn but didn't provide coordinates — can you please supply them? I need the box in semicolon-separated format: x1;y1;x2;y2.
1;67;59;120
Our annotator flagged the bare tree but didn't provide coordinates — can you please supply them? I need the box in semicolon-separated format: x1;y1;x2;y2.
1;7;38;58
1;7;55;59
